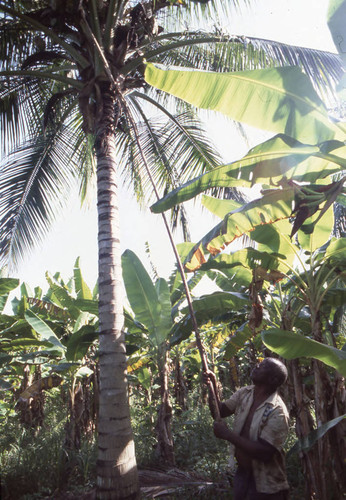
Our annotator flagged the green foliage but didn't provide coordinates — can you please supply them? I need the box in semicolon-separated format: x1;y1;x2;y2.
144;56;346;381
0;259;99;448
151;135;346;213
288;413;346;456
262;329;346;376
122;249;173;348
0;393;96;499
145;63;343;143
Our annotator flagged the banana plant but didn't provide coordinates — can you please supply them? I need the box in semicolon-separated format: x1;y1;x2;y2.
175;204;345;498
122;246;250;462
143;10;346;494
263;236;346;500
122;249;175;465
145;61;346;268
0;259;99;447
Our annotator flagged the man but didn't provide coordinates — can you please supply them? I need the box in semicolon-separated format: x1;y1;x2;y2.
204;357;290;500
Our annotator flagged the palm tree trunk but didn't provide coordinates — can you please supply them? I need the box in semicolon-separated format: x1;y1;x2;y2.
95;92;138;498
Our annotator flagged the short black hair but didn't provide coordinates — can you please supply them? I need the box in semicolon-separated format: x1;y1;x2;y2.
264;358;288;388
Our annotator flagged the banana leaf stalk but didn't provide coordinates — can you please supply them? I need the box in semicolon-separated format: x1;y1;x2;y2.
122;96;220;421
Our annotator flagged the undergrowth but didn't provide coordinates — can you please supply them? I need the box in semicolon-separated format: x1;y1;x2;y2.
0;392;96;499
1;388;305;499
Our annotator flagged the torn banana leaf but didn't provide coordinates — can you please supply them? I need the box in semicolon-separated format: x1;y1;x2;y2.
151;135;346;214
184;186;294;271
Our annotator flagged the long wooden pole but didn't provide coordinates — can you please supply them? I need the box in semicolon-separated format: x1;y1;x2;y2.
122;98;220;420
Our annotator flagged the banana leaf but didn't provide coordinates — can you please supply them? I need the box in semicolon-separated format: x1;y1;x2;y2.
155;278;172;346
65;324;98;361
74;298;99;315
171;290;248;345
122;249;160;332
73;257;93;300
18;375;62;401
297;205;335;251
11;351;61;364
145;63;343;143
151;135;346;214
201;197;241;218
250;219;295;264
262;328;346;376
184;187;294;271
0;278;19;296
201;248;284;274
45;274;81;320
224;323;256;358
24;310;65;354
325;237;346;264
288;414;346;456
75;366;93;378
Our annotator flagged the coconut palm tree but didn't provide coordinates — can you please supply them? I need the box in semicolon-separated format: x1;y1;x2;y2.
0;1;343;497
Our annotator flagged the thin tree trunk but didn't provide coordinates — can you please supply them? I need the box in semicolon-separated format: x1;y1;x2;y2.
311;312;346;500
155;342;174;466
287;359;321;500
95;93;138;498
173;351;187;412
283;315;321;499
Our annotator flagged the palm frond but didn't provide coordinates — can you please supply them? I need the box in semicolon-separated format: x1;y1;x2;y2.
120;96;222;199
1;56;79;153
0;125;82;267
170;202;191;241
158;0;251;30
113;96;223;237
0;15;37;70
0;80;27;156
74;131;97;205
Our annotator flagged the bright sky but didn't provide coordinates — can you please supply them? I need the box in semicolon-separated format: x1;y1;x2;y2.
13;0;337;294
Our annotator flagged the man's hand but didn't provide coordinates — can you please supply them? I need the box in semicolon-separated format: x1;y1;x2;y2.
203;370;217;387
213;420;231;441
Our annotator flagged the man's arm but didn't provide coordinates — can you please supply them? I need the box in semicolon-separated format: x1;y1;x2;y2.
213;421;276;463
203;371;233;418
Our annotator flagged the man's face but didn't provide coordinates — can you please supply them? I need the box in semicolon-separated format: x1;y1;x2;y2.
251;359;275;386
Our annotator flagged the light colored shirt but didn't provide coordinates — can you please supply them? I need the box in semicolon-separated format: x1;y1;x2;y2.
224;385;289;494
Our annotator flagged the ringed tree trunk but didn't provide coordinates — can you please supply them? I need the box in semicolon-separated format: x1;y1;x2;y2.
95;88;139;499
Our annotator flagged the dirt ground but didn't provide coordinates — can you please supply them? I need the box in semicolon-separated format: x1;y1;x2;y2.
52;468;229;499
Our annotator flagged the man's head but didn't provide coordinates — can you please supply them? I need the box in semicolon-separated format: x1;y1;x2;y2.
251;358;288;391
